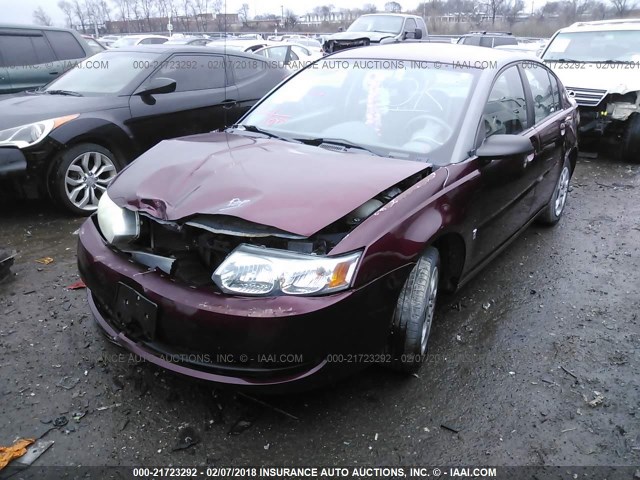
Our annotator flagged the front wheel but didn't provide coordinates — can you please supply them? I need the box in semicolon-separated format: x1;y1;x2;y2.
51;143;121;216
387;247;440;374
537;156;570;226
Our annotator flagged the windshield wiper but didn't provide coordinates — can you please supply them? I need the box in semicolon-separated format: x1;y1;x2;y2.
45;89;83;97
549;58;585;63
599;59;636;64
231;124;297;143
296;137;381;156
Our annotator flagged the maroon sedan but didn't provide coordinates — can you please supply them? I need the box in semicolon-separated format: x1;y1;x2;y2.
77;44;578;390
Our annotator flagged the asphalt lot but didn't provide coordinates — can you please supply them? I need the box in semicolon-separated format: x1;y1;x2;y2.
0;148;639;472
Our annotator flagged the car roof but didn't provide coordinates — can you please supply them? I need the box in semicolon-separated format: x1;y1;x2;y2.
358;13;418;17
330;42;537;68
0;23;81;33
120;34;169;39
559;18;640;32
98;44;263;58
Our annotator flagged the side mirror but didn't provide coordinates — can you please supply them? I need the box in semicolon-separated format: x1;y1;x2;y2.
476;134;534;158
414;28;423;40
136;77;177;96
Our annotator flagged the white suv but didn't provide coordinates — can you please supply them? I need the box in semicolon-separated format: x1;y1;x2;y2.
541;19;640;162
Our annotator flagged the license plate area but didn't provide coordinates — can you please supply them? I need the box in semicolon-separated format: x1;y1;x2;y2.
114;283;158;340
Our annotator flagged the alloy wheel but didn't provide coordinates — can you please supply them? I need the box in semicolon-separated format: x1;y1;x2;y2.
64;151;117;211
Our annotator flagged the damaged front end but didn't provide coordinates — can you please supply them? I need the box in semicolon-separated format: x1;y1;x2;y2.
111;170;430;291
574;90;640;135
323;37;371;54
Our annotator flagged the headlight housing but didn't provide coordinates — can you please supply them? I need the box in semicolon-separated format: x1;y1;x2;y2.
0;114;78;149
97;191;140;245
212;244;361;296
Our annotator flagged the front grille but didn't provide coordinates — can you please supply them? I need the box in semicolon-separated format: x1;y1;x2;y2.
566;86;608;107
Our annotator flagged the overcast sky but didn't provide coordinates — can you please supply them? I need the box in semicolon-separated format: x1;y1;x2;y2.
3;0;422;26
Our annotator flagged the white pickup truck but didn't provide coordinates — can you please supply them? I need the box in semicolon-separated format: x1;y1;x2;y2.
541;19;640;162
322;14;429;54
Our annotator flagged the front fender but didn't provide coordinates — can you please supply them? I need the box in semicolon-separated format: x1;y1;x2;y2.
331;167;455;287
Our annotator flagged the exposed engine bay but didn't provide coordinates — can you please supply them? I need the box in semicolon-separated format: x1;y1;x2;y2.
579;91;640;134
117;170;431;288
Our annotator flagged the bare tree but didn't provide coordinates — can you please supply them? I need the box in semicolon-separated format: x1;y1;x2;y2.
58;0;75;27
611;0;635;16
140;0;155;31
238;2;250;26
503;0;524;25
487;0;506;24
384;1;402;12
33;6;53;25
72;0;88;32
284;9;297;28
362;3;378;13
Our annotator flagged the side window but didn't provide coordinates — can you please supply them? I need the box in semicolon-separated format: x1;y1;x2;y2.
480;36;493;48
548;71;562;113
150;38;167;44
482;66;528;138
151;55;225;92
31;35;57;64
523;64;555;124
231;57;267;83
405;18;417;32
44;31;85;60
464;36;481;46
0;35;40;67
139;38;154;44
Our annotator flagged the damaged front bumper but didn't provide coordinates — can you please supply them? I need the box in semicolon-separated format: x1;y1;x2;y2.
77;216;408;390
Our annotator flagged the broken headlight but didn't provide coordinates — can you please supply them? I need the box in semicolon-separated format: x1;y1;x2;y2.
212;244;361;296
97;191;140;245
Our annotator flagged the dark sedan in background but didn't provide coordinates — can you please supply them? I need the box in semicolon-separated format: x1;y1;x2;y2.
0;45;288;214
77;44;578;391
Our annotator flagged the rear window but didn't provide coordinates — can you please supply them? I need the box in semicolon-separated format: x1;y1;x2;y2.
461;36;481;46
44;30;86;60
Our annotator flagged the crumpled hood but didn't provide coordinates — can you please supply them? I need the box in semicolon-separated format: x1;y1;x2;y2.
547;62;640;95
0;93;128;130
108;132;430;237
325;31;395;43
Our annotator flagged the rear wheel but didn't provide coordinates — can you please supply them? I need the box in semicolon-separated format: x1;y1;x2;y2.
537;156;570;226
387;247;439;374
51;143;121;216
621;113;640;163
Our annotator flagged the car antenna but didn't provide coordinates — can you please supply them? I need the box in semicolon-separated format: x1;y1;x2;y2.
223;0;228;133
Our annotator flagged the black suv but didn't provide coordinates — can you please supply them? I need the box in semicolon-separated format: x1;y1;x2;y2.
457;31;517;48
0;24;93;95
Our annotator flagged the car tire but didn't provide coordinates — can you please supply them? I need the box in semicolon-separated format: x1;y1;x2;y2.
537;156;571;226
51;143;121;216
621;113;640;163
387;247;440;374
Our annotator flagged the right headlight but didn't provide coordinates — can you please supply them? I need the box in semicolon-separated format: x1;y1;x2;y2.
212;244;361;296
97;191;140;245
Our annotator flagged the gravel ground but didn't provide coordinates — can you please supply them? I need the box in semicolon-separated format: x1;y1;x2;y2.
0;151;638;476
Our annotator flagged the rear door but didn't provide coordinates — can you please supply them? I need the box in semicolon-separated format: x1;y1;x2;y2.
228;56;281;120
520;63;568;212
128;53;237;152
43;29;88;74
0;29;59;92
465;64;541;266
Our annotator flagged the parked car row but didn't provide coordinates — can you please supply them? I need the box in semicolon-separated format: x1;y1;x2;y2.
1;18;637;392
0;45;289;214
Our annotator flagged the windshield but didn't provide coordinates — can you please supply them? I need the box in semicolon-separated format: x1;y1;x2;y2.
111;37;139;48
240;59;478;164
44;51;159;95
543;30;640;62
347;15;404;34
